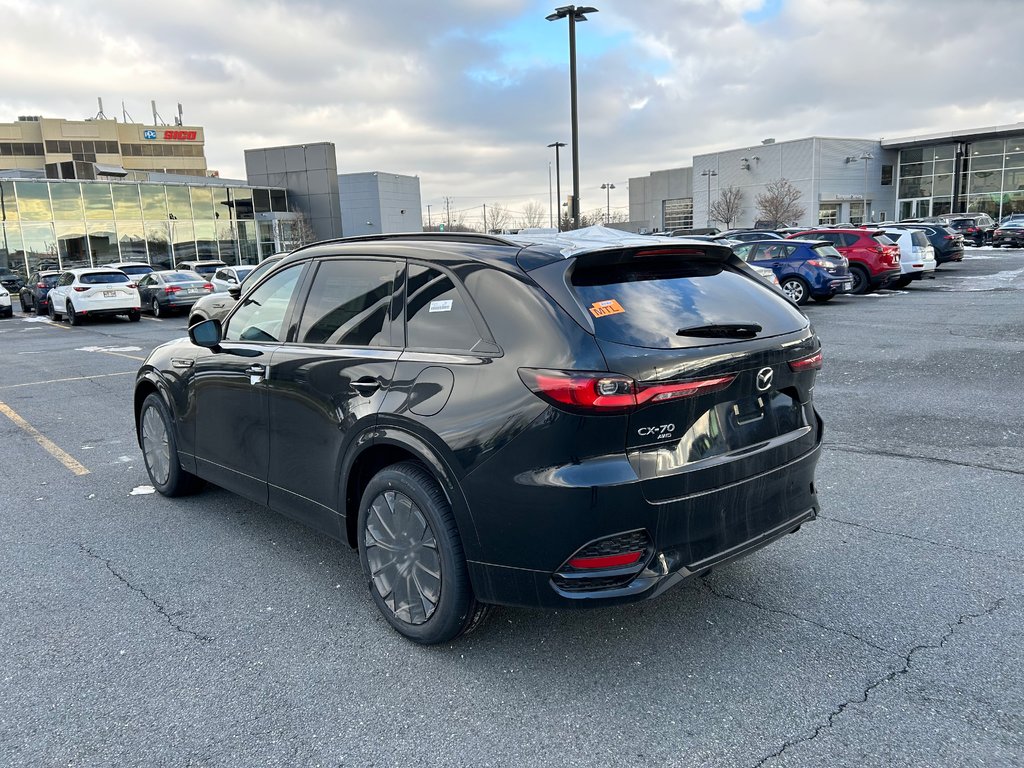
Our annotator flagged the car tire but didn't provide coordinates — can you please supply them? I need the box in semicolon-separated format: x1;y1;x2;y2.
358;461;491;645
780;277;809;305
48;299;58;321
67;301;80;326
128;309;141;322
139;393;204;497
890;276;912;290
812;294;835;303
151;298;162;318
21;295;32;313
849;265;871;295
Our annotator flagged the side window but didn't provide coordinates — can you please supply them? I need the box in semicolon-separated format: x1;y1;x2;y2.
406;264;482;352
732;244;753;261
224;264;303;343
837;234;855;247
297;259;398;346
214;269;229;281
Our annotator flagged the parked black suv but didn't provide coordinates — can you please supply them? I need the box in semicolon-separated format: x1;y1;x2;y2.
134;232;824;644
18;270;61;314
943;213;996;246
897;223;964;264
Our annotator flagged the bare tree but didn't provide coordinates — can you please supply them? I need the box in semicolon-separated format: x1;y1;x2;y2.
284;208;319;247
709;186;745;228
519;200;547;229
487;203;513;233
755;179;805;228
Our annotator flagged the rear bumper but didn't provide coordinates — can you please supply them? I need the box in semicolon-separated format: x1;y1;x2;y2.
466;421;823;609
871;267;901;288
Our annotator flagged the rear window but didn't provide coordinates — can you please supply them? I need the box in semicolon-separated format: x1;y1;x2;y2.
192;264;221;275
118;265;154;276
80;272;130;285
811;244;842;259
570;257;804;350
163;271;202;282
872;234;895;246
910;231;929;247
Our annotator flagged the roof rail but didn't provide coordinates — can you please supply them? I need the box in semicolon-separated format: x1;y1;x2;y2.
315;232;518;247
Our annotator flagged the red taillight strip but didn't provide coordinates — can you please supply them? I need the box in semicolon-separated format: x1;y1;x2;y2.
519;369;738;413
636;375;735;404
789;351;823;371
568;551;643;570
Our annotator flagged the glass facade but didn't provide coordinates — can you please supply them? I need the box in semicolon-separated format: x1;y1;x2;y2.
0;178;289;275
897;136;1024;220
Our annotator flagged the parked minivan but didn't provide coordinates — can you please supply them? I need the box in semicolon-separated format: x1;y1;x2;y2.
135;228;824;644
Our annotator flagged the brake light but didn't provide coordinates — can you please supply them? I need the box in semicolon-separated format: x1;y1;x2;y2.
789;351;823;372
203;283;214;291
568;552;644;569
36;282;47;289
164;286;181;295
518;369;736;414
805;259;827;267
73;286;89;292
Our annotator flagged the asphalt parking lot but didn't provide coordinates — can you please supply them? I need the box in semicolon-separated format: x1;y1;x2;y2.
1;249;1022;767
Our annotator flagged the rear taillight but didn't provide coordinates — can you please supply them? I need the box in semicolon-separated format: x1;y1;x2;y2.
203;283;214;291
36;282;47;289
518;368;736;414
789;351;823;372
805;259;827;267
164;286;181;295
73;286;89;292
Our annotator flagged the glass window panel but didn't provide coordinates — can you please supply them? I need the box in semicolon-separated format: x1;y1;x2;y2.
970;140;1003;157
82;183;114;221
1;222;23;273
165;186;192;220
933;159;955;175
87;222;118;263
270;189;288;212
171;221;196;264
139;185;168;220
116;221;148;261
931;145;954;161
963;194;999;217
900;148;924;164
1004;138;1024;154
899;161;931;178
969;154;1003;172
216;220;238;264
298;260;397;346
1;181;19;222
20;223;58;273
880;165;893;186
111;184;143;220
898;178;931;198
969;171;1001;194
1002;191;1024;215
252;188;271;214
146;222;172;269
818;203;839;225
194;220;218;258
237;220;258;265
932;174;954;196
189;186;216;220
230;188;254;220
1005;152;1024;170
224;264;303;343
932;197;952;216
14;182;53;221
55;221;90;268
57;141;71;153
1003;168;1024;192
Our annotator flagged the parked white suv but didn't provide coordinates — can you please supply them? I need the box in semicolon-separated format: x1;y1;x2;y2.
48;268;142;325
0;284;12;318
878;228;936;289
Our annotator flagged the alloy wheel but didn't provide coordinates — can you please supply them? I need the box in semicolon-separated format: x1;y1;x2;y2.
141;405;171;487
363;490;442;625
781;279;806;304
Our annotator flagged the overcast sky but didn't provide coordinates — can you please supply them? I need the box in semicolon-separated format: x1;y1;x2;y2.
2;0;1022;227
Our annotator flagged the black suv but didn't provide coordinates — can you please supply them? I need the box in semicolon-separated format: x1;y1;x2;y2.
18;270;61;314
0;267;25;293
897;223;964;264
134;232;824;644
943;213;996;245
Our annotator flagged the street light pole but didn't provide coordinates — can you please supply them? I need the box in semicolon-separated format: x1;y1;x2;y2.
547;141;566;230
700;169;718;228
601;182;615;223
548;162;553;228
860;152;873;223
547;5;598;230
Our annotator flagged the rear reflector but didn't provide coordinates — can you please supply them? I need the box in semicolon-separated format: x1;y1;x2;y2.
568;551;644;570
519;368;736;414
789;351;823;371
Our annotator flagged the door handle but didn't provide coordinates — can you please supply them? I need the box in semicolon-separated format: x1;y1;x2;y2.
246;364;267;385
350;378;381;396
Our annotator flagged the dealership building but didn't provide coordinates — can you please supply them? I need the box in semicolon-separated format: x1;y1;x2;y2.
0;115;421;276
629;122;1024;232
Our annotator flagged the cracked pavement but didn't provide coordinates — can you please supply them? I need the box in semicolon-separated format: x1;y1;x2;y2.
0;250;1022;766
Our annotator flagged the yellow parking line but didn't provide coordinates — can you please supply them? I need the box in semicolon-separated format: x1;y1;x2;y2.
0;401;90;476
0;371;135;390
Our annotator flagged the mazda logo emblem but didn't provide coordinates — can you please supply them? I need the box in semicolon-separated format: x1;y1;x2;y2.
756;367;774;392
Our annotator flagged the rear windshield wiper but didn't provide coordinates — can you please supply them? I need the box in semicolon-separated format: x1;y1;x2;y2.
676;323;762;338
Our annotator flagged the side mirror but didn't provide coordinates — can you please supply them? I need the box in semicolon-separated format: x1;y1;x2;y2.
228;285;242;300
189;318;223;349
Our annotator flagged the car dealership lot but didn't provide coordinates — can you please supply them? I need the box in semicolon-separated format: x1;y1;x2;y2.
1;250;1022;766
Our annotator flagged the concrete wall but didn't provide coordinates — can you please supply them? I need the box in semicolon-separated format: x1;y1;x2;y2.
628;166;693;232
245;142;342;241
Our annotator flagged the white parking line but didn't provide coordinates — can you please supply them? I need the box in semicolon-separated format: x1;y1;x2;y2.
0;371;135;391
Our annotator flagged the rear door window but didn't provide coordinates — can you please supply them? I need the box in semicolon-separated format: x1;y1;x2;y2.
570;254;805;349
406;264;483;351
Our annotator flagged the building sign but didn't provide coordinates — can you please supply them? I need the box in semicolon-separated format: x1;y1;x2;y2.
142;129;198;141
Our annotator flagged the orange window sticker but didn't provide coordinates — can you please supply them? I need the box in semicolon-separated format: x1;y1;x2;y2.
589;299;625;318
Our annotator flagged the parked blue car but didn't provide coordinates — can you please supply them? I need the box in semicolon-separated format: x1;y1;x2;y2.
732;239;853;305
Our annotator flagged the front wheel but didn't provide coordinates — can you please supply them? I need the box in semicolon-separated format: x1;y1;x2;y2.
151;298;162;318
139;393;204;496
20;295;32;313
128;309;141;322
358;462;490;645
890;275;912;290
67;301;80;326
780;277;809;305
49;299;60;321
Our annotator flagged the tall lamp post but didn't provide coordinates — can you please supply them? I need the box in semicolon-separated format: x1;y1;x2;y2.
547;5;598;230
547;141;566;230
860;152;873;223
700;169;717;227
601;182;615;223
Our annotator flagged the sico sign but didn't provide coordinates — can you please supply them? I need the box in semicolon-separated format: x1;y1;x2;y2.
142;129;198;141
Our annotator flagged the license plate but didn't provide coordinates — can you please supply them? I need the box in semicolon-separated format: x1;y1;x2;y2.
103;291;116;297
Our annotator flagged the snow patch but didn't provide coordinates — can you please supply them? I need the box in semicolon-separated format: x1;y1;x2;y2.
76;345;143;353
129;485;156;496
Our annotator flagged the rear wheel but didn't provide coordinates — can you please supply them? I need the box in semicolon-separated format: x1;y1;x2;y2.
20;295;32;313
358;462;490;644
890;275;912;290
849;265;870;295
151;297;162;318
779;277;809;305
128;309;141;322
139;393;204;496
812;294;835;303
48;300;59;321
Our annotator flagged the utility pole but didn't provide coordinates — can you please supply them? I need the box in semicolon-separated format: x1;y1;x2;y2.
547;141;566;231
483;203;488;233
444;196;452;230
548;162;553;228
426;204;432;229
